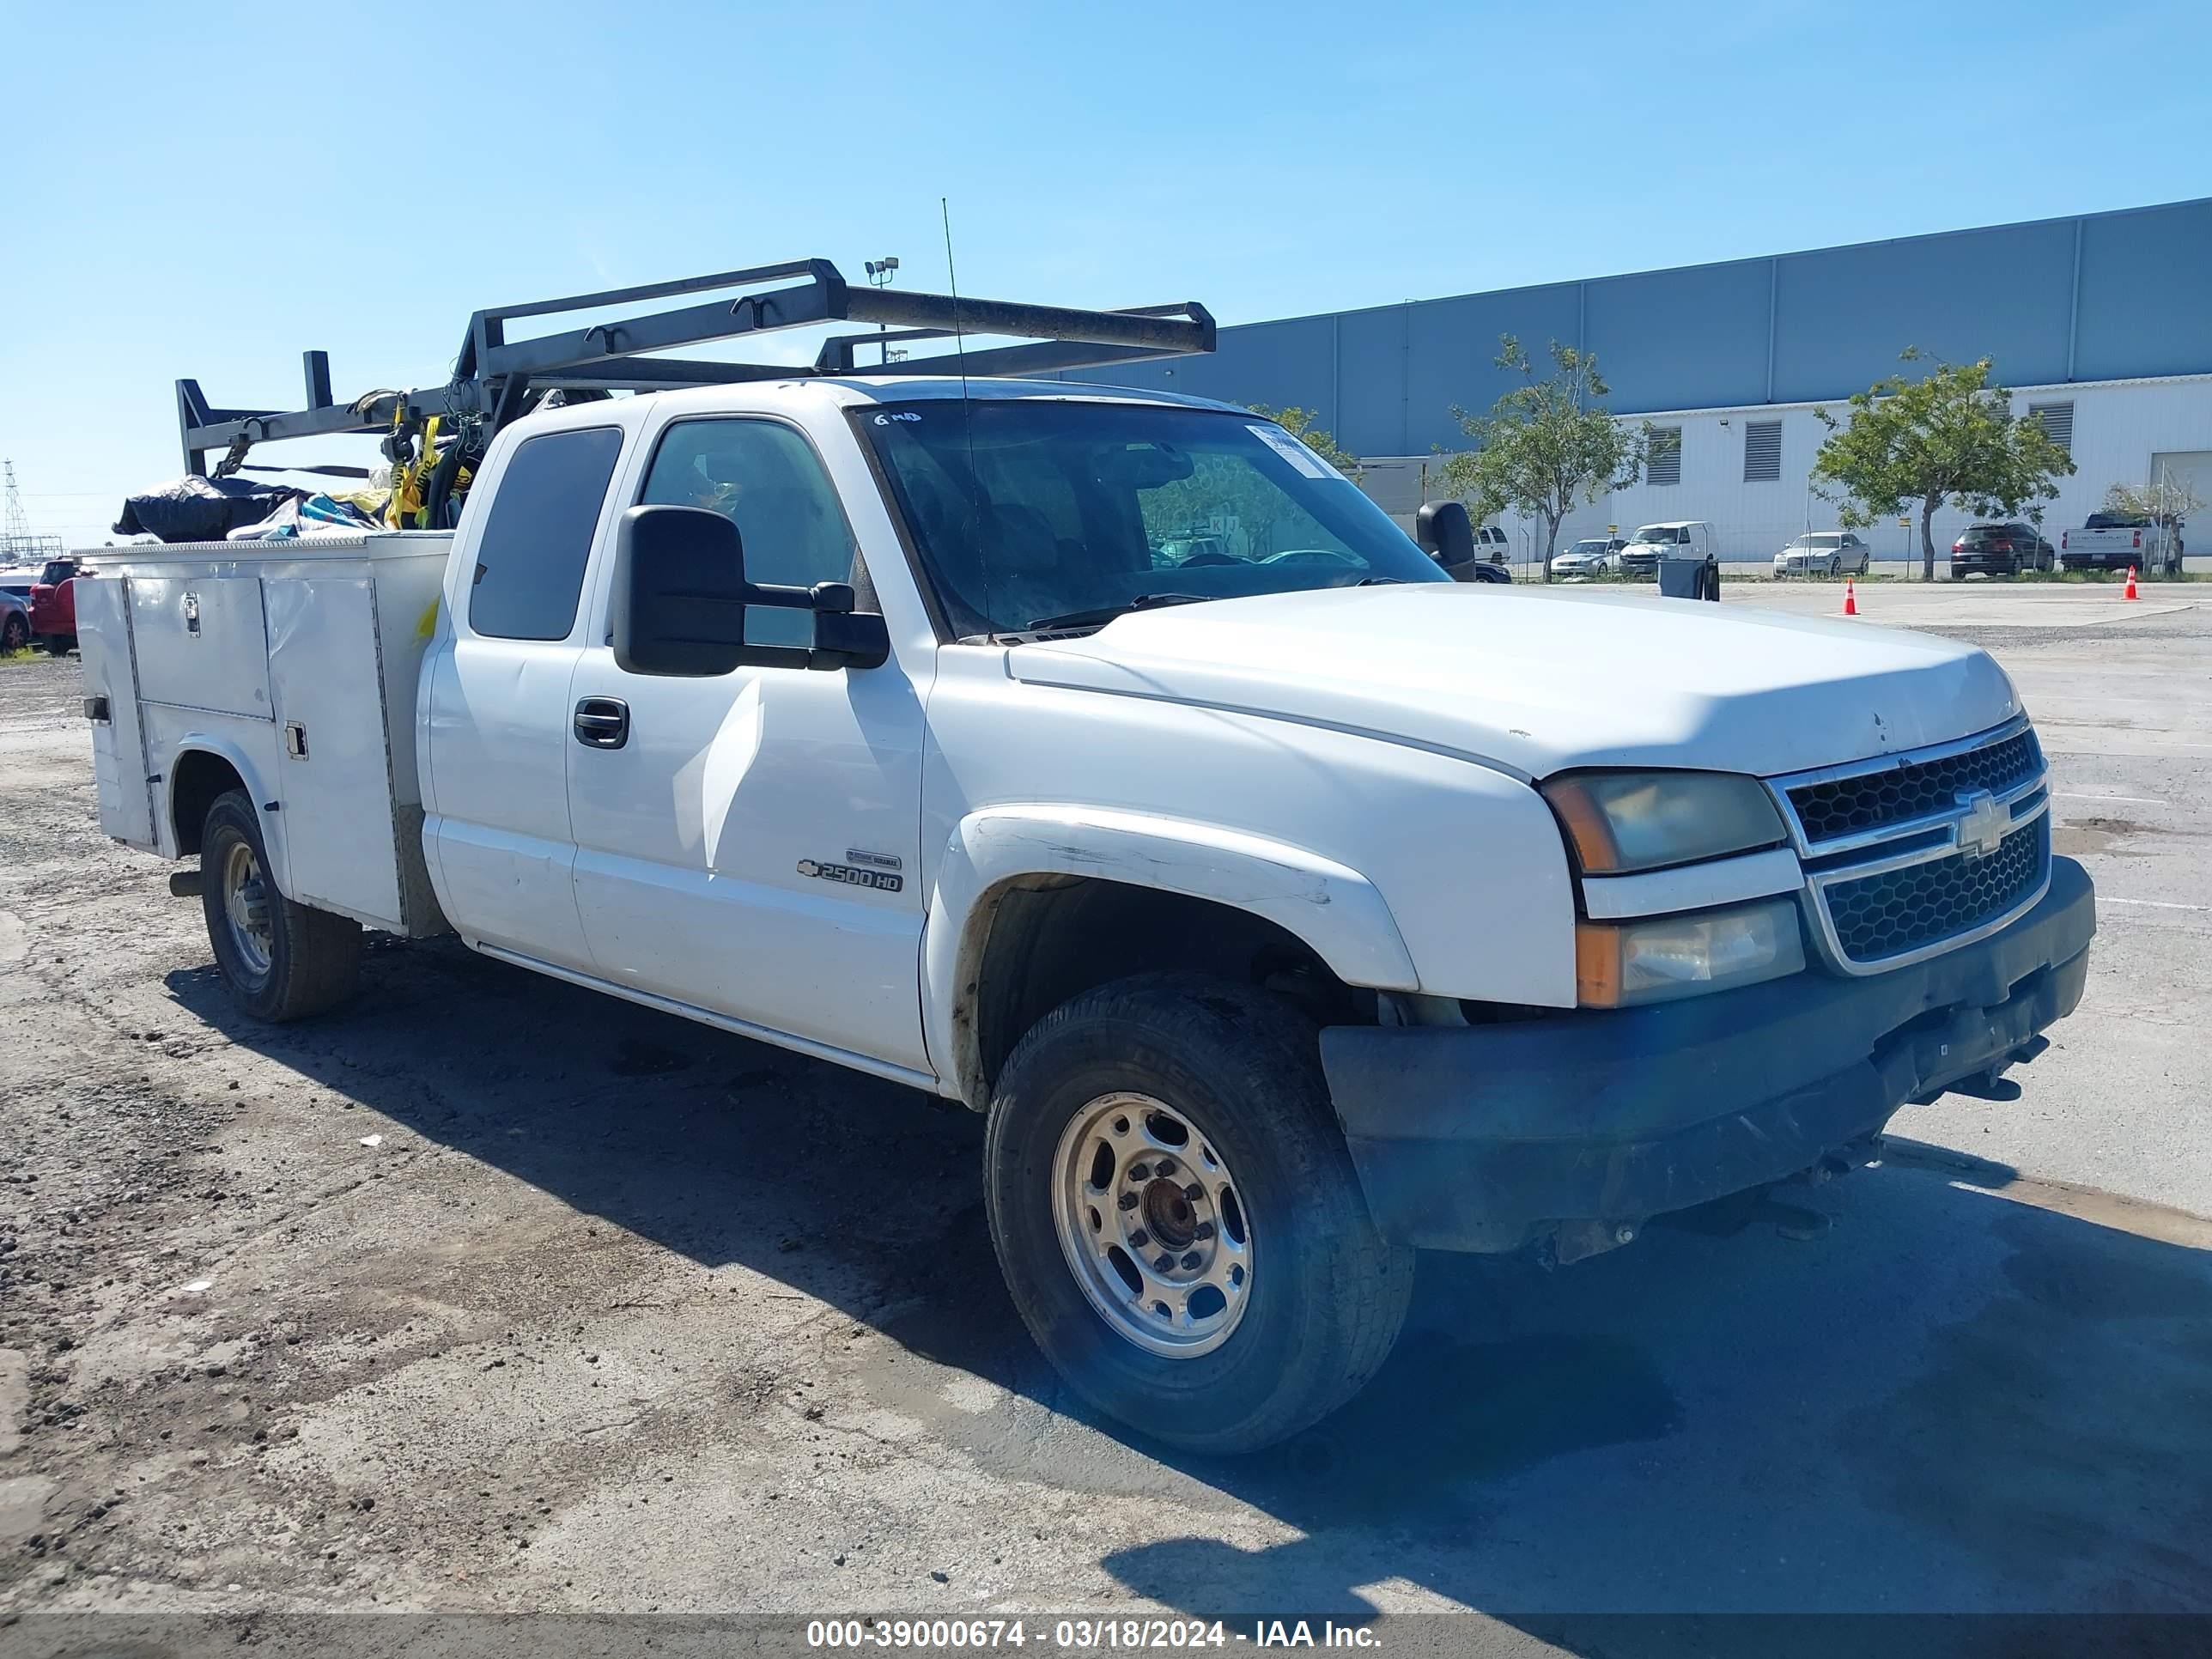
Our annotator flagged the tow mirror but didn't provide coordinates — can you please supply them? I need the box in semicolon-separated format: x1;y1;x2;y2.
1415;501;1480;582
611;505;890;677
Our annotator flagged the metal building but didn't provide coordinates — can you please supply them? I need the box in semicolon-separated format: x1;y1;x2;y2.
1069;198;2212;565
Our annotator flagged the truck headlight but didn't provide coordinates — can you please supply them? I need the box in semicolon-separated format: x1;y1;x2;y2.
1576;897;1805;1007
1540;770;1786;874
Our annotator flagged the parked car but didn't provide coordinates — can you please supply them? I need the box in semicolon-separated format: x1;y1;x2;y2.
0;581;32;652
1550;537;1623;578
2060;511;2183;575
1950;523;2055;579
1618;520;1716;578
28;556;82;652
1774;532;1872;578
1474;525;1512;565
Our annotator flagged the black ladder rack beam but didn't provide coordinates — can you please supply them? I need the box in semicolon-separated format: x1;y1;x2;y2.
175;259;1214;474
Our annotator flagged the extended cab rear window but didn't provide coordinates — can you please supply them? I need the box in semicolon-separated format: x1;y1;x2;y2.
468;426;624;641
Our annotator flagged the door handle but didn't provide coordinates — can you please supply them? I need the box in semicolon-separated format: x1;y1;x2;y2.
573;696;630;750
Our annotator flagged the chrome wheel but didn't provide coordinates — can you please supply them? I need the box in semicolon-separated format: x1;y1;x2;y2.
1051;1091;1253;1358
221;839;274;980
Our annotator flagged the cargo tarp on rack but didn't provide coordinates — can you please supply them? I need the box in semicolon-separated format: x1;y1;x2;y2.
113;476;304;544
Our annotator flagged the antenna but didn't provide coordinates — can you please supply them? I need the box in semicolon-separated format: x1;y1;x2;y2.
941;198;994;636
940;200;969;399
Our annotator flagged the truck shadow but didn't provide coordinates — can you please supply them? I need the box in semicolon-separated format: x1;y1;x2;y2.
165;938;2212;1640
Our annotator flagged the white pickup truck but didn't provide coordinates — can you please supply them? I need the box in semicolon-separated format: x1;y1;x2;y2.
79;370;2094;1453
2059;510;2184;575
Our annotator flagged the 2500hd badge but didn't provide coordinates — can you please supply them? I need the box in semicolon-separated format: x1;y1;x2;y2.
797;857;903;893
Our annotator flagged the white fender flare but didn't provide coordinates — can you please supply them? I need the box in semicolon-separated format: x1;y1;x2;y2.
924;804;1419;1107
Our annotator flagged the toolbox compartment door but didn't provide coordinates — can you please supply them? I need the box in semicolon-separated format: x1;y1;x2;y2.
76;577;156;849
130;576;273;718
265;576;406;929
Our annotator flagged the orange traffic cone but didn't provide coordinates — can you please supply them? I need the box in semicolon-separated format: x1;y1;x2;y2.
2124;565;2139;600
1843;578;1858;617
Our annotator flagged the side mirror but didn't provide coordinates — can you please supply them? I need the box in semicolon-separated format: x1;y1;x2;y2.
611;505;890;677
1415;501;1480;581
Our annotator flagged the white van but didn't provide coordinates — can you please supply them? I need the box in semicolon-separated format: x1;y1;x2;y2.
1619;520;1716;576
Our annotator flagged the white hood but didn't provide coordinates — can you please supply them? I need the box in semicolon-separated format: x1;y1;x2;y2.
1005;585;2020;779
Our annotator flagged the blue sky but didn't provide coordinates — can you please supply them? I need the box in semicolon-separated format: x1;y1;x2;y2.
3;0;2206;545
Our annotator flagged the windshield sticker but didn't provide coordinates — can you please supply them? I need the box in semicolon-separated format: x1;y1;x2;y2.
1248;423;1334;480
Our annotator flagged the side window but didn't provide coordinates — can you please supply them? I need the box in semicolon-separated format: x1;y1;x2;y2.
642;419;857;590
640;419;860;647
469;426;624;641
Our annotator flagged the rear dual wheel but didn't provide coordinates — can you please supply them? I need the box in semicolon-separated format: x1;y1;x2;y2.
984;973;1413;1455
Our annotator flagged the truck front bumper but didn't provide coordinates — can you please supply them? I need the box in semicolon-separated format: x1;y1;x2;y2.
1318;856;2096;1255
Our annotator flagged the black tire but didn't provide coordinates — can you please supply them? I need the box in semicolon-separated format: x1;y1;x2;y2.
1701;561;1722;601
198;789;362;1021
983;972;1414;1455
1;614;26;651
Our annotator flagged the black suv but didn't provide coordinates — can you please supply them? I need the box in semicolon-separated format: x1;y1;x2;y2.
1950;522;2055;579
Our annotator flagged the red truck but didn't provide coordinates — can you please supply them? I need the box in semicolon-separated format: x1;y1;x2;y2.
28;557;81;652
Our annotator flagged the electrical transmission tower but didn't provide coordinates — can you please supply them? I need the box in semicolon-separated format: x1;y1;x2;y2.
1;461;64;564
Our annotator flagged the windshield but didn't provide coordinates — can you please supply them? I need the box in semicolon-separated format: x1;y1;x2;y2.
1788;535;1842;549
1627;526;1680;545
1568;540;1608;555
856;399;1447;636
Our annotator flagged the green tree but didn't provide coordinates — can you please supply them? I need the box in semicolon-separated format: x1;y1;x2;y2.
1437;337;1644;581
1249;404;1363;482
1812;349;2075;581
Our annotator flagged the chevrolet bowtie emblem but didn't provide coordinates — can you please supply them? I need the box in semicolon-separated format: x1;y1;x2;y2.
1956;790;2008;859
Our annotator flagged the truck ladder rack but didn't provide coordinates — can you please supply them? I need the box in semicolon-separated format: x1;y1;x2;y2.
173;260;1215;475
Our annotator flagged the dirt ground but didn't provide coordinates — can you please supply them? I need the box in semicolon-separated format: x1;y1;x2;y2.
2;607;2209;1647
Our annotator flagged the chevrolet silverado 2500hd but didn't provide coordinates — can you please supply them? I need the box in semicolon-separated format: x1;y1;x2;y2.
80;366;2094;1454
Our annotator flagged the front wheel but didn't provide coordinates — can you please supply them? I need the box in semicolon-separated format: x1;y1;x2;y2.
199;789;362;1021
0;614;26;652
984;973;1413;1454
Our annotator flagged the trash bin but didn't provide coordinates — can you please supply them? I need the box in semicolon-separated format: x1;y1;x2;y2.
1658;559;1718;601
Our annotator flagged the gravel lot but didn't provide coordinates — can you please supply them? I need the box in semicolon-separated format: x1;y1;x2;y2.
2;587;2209;1646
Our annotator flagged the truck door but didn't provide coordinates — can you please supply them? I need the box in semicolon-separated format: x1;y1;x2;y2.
564;415;929;1074
421;422;626;970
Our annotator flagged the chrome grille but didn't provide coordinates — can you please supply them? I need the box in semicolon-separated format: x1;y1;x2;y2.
1787;726;2042;845
1822;817;2049;964
1770;717;2054;975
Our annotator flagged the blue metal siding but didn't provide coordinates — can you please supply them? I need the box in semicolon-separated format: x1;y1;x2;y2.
1071;198;2212;441
1402;286;1582;451
1088;314;1338;423
1587;258;1771;413
2075;201;2212;380
1334;306;1409;454
1771;219;2075;401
